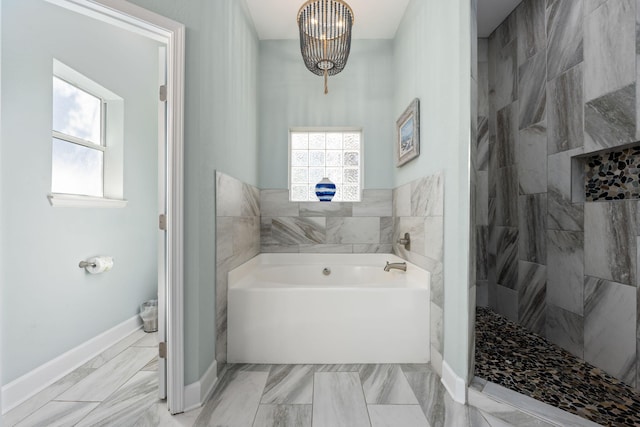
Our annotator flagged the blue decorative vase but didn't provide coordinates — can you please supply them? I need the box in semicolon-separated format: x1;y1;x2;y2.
315;177;336;202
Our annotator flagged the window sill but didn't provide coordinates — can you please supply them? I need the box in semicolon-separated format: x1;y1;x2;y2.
48;193;128;208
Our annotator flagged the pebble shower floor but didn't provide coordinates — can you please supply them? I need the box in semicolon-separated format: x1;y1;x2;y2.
475;306;640;426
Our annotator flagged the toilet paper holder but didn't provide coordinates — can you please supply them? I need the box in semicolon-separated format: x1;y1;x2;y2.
78;260;97;268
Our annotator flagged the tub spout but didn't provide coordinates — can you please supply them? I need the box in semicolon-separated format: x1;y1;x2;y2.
384;261;407;272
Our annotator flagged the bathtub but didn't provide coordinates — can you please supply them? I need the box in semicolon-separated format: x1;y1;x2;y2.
227;253;430;364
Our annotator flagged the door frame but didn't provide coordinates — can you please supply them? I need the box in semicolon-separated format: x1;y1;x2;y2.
44;0;186;414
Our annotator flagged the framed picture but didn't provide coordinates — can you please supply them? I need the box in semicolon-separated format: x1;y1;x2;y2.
396;98;420;167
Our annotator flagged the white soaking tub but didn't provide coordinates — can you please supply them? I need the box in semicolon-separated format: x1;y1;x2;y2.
227;253;430;364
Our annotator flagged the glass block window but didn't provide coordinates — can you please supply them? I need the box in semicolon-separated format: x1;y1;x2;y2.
52;76;105;197
290;130;362;201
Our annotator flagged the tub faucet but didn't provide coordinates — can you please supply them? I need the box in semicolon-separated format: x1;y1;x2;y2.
384;261;407;272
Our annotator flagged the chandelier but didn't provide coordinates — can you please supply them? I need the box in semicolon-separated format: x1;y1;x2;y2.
297;0;355;94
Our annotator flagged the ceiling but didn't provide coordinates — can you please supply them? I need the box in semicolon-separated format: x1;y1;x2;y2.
245;0;521;40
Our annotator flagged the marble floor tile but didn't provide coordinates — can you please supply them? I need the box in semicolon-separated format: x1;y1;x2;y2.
14;401;99;427
133;402;202;427
57;346;156;402
358;364;418;404
402;367;445;427
195;370;268;427
141;356;159;372
312;372;370;427
468;387;553;427
133;332;158;347
252;405;312;427
1;365;95;426
260;365;314;404
85;328;147;369
74;371;158;427
367;405;428;427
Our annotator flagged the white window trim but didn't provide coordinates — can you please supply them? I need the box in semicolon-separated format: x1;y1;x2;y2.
49;59;127;207
288;127;364;202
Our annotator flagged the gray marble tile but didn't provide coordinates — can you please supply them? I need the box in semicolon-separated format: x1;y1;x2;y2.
428;260;444;308
518;52;546;129
260;244;299;253
546;303;584;358
313;364;365;372
443;393;470;427
396;217;425;256
430;303;444;354
272;217;325;245
547;229;584;315
216;171;243;217
141;356;158;372
488;141;497;198
477;226;488;281
495;40;518;111
517;123;547;195
584;276;637;385
299;201;352;217
15;401;99;427
312;372;370;427
518;194;547;264
584;0;635;102
393;183;411;217
57;347;156;402
260;365;314;404
233;216;260;257
133;332;157;347
584;200;637;286
479;61;489;117
517;0;546;65
195;370;268;427
359;364;418;404
424;216;444;262
353;189;392;217
496;227;518;289
2;366;96;426
84;329;148;369
326;217;380;244
468;387;557;427
476;171;489;226
380;217;394;244
496;103;517;168
298;244;353;253
495;167;518;227
411;173;444;217
547;65;584;155
402;367;446;427
495;9;517;48
477;280;489;307
352;244;393;254
517;261;547;335
368;405;429;427
547;148;584;231
253;405;312;427
585;0;607;14
260;189;299;217
132;402;202;427
546;0;584;82
584;84;636;153
478;116;489;172
74;371;158;426
496;285;518;322
241;182;260;217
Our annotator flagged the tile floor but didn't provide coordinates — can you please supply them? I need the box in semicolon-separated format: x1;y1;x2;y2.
4;325;593;427
475;306;640;426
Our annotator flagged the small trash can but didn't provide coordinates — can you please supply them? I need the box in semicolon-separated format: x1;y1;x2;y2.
140;299;158;333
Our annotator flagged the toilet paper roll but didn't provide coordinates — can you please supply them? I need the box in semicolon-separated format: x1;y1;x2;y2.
85;256;114;274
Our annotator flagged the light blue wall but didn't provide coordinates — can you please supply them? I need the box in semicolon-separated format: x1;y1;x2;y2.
258;40;394;189
0;0;160;383
126;0;259;384
393;0;472;380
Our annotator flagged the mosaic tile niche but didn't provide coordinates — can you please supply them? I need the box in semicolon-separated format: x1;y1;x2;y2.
585;145;640;202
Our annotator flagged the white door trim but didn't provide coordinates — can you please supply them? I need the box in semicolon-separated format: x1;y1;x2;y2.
44;0;186;414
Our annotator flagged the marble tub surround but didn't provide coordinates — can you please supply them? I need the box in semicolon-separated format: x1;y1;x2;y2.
215;171;261;367
260;189;393;254
483;0;640;392
392;172;444;372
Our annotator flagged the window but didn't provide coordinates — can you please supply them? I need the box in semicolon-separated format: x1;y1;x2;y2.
289;129;362;202
49;60;125;207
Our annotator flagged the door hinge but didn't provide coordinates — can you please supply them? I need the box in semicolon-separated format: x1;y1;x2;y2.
159;341;167;359
159;85;167;102
159;214;167;231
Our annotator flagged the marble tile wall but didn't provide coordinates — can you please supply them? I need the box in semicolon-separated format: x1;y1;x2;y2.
484;0;640;390
392;172;444;375
260;189;393;254
215;171;261;369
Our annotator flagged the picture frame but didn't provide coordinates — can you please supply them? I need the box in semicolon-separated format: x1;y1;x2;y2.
396;98;420;167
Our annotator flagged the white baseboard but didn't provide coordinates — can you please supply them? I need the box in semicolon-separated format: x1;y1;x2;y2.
441;360;467;404
1;315;142;414
183;359;218;412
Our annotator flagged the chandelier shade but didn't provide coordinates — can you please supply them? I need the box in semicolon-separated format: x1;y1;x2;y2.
297;0;354;93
